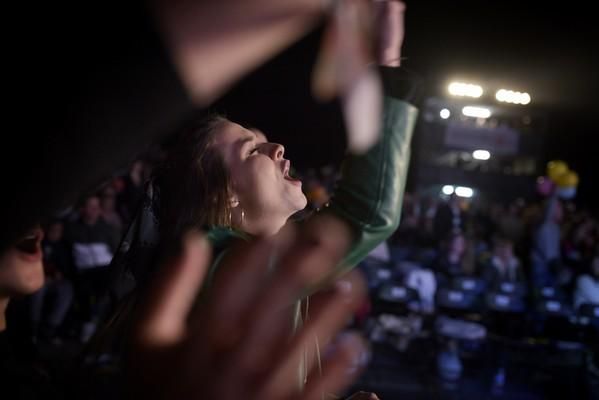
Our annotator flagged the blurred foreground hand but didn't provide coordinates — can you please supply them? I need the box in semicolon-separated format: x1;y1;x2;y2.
128;216;368;400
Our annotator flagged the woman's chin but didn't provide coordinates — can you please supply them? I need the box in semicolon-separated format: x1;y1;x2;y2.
19;263;45;294
4;257;45;295
298;196;308;210
286;194;308;214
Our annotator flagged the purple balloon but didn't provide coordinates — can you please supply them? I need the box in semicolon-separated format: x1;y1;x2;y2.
536;176;555;197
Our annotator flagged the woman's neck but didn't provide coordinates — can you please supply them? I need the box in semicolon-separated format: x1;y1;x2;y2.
241;213;287;237
0;297;8;332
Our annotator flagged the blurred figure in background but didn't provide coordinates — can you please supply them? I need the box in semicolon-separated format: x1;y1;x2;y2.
563;214;597;274
574;250;599;309
99;186;124;234
30;220;74;344
434;232;468;286
1;228;60;399
434;194;466;245
65;196;120;342
531;196;565;289
482;236;525;291
117;161;146;225
498;201;525;246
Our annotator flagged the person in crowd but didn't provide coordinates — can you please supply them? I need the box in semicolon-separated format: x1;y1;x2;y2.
99;186;124;233
30;220;74;344
418;195;439;247
1;229;46;331
108;2;414;398
482;236;525;290
434;232;468;284
65;195;120;341
574;251;599;309
531;195;565;289
2;0;411;398
563;214;597;273
498;201;525;246
433;194;466;244
2;1;409;399
117;161;147;225
1;224;368;400
0;227;60;399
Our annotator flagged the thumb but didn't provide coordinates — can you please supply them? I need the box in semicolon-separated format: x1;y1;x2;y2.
135;231;212;348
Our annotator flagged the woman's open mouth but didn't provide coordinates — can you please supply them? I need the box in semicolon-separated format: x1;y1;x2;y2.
14;228;44;262
283;160;302;186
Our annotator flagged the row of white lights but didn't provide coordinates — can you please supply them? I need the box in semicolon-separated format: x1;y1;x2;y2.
495;89;531;105
439;106;492;119
448;82;484;98
447;81;531;105
442;185;474;198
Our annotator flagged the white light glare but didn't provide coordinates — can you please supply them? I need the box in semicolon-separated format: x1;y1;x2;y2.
455;186;474;198
462;106;491;118
442;185;455;195
440;108;451;119
448;82;483;98
495;89;531;105
472;149;491;160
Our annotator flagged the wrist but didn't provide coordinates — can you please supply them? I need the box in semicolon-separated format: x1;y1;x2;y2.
378;49;402;67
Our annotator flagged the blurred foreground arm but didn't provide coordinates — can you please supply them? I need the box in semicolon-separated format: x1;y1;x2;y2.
155;0;326;105
321;0;417;272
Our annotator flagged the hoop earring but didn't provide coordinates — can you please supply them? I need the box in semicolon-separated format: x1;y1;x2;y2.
229;207;245;229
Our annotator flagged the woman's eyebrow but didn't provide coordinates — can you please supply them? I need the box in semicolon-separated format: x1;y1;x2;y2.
250;128;267;143
235;135;255;155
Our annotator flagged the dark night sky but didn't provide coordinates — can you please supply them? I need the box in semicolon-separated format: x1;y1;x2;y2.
214;0;599;206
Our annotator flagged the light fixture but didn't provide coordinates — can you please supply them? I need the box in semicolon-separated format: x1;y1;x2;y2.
495;89;531;105
448;82;483;98
442;185;455;195
455;186;474;198
462;106;491;118
472;149;491;160
440;108;451;119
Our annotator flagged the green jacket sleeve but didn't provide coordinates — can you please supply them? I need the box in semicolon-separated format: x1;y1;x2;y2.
322;95;418;273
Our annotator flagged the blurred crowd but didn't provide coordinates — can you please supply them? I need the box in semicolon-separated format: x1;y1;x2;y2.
17;160;154;345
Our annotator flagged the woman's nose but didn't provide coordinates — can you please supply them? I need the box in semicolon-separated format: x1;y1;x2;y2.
268;143;285;160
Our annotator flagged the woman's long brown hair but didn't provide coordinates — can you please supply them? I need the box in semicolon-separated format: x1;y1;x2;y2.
155;114;233;257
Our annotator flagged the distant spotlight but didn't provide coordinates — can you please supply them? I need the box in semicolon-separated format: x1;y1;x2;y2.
440;108;451;119
462;106;491;118
495;89;531;105
448;82;483;98
495;89;507;102
455;186;474;198
442;185;455;195
472;149;491;160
